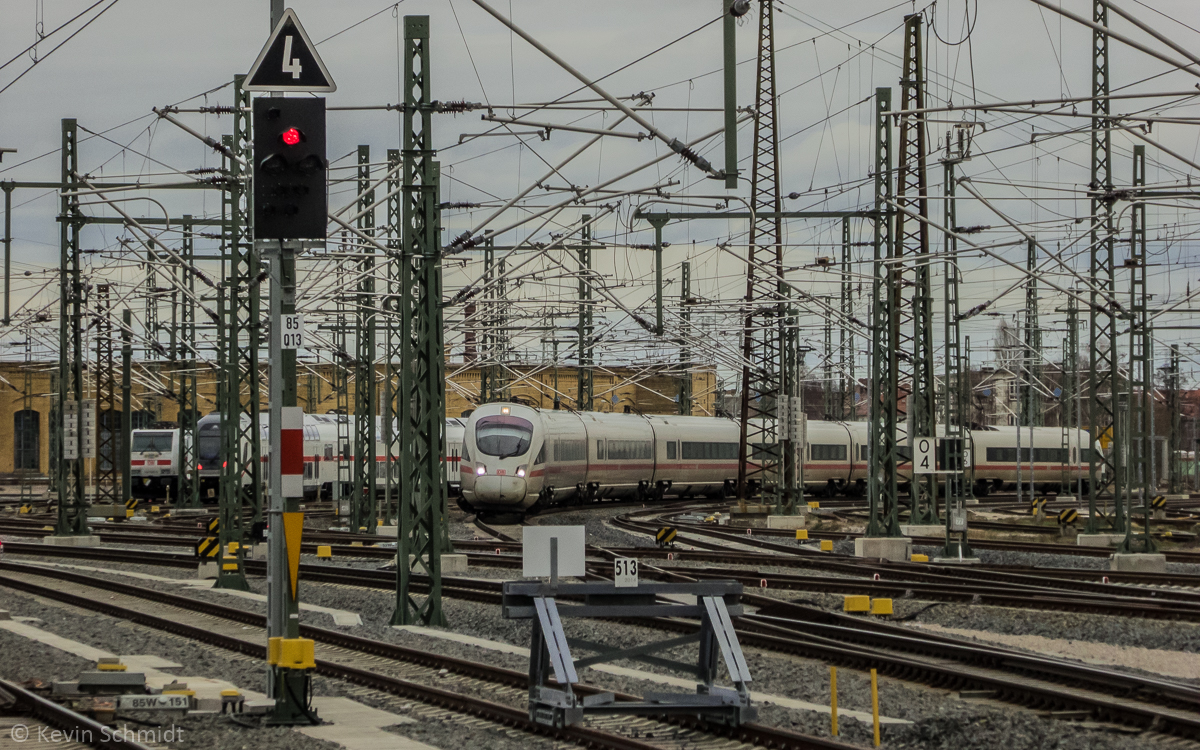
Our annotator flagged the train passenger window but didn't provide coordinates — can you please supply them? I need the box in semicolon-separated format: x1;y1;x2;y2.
304;462;315;479
324;445;334;461
533;444;543;465
596;440;605;460
1081;448;1093;463
666;442;676;460
464;444;472;463
608;440;652;460
681;442;738;460
859;445;869;462
553;440;586;461
896;445;912;462
1032;448;1068;463
811;444;847;461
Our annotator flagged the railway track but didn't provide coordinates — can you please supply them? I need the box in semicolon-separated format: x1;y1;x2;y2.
0;562;850;750
6;559;1200;741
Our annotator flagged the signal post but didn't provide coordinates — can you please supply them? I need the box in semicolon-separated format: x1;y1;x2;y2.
245;7;336;725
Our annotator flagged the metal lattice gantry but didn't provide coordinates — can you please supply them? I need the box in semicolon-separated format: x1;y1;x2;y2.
894;13;938;527
352;144;378;534
393;14;446;628
736;0;798;515
215;77;257;592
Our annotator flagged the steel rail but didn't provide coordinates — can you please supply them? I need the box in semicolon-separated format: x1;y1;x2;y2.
0;677;158;750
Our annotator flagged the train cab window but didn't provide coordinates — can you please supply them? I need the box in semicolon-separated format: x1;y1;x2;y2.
597;440;605;460
474;415;534;457
811;444;847;461
666;442;676;460
197;421;221;462
131;431;174;453
464;444;472;463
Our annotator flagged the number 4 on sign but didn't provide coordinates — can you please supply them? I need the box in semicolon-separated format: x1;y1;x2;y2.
913;437;935;475
282;36;302;79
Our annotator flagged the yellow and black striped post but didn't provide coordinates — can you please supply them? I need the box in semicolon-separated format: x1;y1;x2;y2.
656;526;678;547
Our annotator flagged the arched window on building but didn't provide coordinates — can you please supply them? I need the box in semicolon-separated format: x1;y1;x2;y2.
14;410;40;472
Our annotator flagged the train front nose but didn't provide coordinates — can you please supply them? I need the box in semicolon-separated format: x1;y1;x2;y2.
472;475;528;505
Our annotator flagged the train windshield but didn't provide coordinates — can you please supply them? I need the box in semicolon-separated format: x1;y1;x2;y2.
131;432;173;453
474;415;534;458
197;422;221;461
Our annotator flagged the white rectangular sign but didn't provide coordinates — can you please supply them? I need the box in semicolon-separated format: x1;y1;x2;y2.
613;558;638;588
281;314;304;349
118;694;190;710
912;436;936;475
522;526;586;578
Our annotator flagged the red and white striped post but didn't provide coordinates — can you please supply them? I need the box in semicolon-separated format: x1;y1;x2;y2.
280;406;304;498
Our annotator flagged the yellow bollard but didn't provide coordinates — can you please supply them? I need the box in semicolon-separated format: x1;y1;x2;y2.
819;539;833;552
910;553;929;562
842;595;870;613
795;529;808;540
830;666;838;737
870;668;880;747
316;545;332;559
808;501;820;509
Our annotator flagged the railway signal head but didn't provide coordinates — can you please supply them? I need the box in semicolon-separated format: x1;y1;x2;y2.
253;97;327;240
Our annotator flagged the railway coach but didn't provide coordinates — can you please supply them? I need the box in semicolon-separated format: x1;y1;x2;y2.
459;402;1097;516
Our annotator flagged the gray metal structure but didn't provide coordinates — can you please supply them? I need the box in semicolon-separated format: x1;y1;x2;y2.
502;579;754;728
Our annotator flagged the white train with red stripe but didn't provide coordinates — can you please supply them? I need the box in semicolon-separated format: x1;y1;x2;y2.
133;414;464;500
458;402;1098;515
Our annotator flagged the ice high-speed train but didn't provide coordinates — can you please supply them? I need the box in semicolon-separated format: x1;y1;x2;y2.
131;414;465;500
458;402;1098;515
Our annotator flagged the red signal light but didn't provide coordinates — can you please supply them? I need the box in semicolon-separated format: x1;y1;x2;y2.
281;127;302;146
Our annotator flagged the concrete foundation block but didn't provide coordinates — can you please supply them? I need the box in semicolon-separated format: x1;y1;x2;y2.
407;553;468;573
1057;496;1077;503
1077;533;1125;547
375;525;399;537
899;525;945;538
172;508;207;517
931;556;982;565
196;561;219;579
854;537;912;562
1110;553;1167;573
42;535;102;547
766;514;808;530
248;543;268;561
964;498;980;506
1165;494;1189;501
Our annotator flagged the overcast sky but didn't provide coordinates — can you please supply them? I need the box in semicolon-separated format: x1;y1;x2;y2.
4;0;1200;390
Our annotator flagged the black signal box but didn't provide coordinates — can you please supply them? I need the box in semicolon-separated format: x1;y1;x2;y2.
253;97;327;240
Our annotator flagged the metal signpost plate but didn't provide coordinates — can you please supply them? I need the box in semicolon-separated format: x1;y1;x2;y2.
117;695;190;711
613;558;638;587
281;314;303;349
522;526;586;578
912;436;935;475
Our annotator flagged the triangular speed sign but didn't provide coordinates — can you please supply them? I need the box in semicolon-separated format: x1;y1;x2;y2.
244;8;336;92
